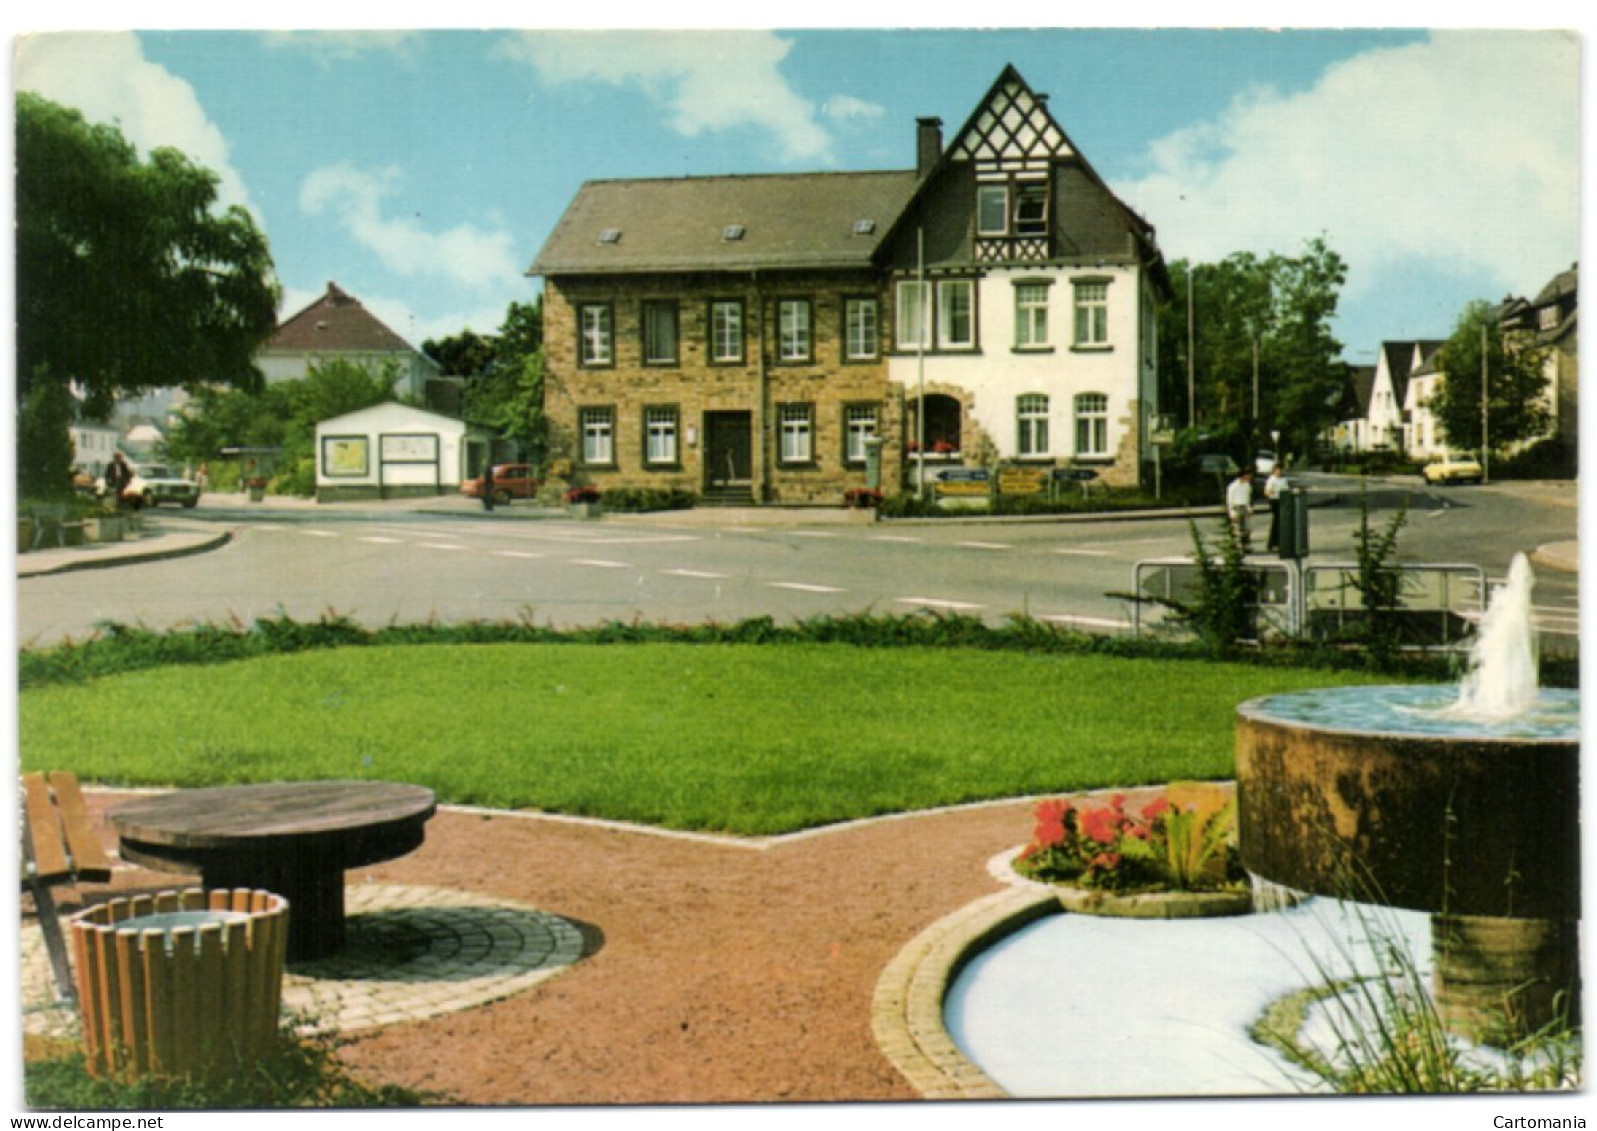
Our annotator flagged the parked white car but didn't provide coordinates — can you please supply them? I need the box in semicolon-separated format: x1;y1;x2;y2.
100;462;202;508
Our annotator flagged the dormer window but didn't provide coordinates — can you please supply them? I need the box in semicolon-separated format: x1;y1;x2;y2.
723;224;746;241
1014;182;1049;235
852;219;876;236
597;229;621;245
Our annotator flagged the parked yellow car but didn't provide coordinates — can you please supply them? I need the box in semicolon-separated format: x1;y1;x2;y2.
1422;451;1484;485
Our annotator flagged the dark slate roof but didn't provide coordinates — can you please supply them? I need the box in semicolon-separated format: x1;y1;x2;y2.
529;171;920;276
1534;263;1578;305
265;282;417;353
1342;364;1377;416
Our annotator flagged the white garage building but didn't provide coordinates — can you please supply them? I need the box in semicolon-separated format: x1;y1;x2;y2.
315;402;486;502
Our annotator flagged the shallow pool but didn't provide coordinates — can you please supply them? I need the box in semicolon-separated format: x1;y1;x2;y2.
943;897;1432;1098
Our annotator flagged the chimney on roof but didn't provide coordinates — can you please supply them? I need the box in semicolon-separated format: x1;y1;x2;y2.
916;117;943;179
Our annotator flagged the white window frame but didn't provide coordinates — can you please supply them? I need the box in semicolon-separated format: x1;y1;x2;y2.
895;280;930;351
1014;181;1049;235
1074;393;1109;457
1073;280;1110;347
579;304;613;366
779;403;814;464
937;280;975;350
580;407;615;466
845;298;879;360
778;299;813;363
844;403;879;463
977;183;1009;235
710;300;744;364
1015;283;1050;349
644;406;678;465
1017;393;1050;457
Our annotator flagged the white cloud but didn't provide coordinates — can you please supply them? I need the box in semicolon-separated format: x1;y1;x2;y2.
823;94;886;123
261;30;423;64
495;30;833;164
14;31;255;215
299;163;523;292
1115;30;1578;306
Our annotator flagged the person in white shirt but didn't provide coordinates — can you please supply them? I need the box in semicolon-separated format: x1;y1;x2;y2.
1264;464;1287;552
1226;467;1255;551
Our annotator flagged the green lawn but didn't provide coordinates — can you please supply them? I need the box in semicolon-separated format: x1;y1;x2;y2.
19;644;1398;835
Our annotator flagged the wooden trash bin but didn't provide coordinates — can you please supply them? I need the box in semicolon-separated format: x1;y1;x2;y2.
70;888;289;1080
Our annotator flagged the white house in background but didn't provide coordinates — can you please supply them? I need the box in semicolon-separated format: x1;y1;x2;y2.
1364;340;1442;451
260;282;440;400
1331;364;1376;452
314;401;485;502
69;421;121;477
1403;352;1447;459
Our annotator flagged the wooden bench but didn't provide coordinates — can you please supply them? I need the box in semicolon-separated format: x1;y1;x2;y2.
28;504;88;550
21;772;114;1000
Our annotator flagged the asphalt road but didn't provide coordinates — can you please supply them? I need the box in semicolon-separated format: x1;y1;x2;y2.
13;473;1578;650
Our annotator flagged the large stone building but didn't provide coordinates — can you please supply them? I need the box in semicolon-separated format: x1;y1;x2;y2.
530;65;1170;504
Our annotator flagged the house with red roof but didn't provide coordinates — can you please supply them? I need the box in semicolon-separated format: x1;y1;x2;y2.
259;281;440;400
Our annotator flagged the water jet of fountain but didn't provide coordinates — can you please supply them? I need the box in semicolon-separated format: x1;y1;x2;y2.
1442;552;1539;722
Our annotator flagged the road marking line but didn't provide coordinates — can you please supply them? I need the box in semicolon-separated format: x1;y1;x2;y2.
418;542;466;551
1040;613;1126;630
1054;548;1111;557
791;531;839;539
493;550;544;560
897;597;984;611
870;535;923;543
297;529;339;537
358;536;403;544
571;559;632;569
956;541;1012;550
662;569;728;579
768;582;846;593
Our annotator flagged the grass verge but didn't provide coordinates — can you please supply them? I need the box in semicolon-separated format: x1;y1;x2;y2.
20;639;1399;835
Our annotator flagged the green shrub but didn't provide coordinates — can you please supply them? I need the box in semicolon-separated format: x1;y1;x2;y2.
25;1021;431;1109
598;486;696;512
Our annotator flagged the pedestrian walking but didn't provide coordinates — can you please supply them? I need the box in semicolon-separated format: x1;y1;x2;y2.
482;462;496;512
1264;463;1287;552
1226;466;1255;551
103;452;132;510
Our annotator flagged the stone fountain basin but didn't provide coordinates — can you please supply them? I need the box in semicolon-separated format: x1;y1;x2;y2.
1236;689;1580;921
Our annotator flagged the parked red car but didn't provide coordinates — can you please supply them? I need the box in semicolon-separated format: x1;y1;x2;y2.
461;463;541;506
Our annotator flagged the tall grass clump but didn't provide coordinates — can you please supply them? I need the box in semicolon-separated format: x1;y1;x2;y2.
25;1019;432;1109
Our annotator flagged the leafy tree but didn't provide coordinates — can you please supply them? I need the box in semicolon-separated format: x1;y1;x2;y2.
1430;300;1552;454
422;328;497;379
1157;238;1347;461
15;93;279;419
167;359;398;495
424;298;547;465
17;381;78;499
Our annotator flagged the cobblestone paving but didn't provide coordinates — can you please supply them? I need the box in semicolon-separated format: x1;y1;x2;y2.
22;884;585;1041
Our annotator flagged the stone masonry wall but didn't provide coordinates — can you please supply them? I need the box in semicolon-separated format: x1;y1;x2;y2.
545;272;902;504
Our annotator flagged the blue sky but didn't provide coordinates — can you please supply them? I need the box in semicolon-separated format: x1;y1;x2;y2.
11;21;1583;370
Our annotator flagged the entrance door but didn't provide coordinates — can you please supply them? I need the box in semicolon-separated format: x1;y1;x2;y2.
704;411;753;489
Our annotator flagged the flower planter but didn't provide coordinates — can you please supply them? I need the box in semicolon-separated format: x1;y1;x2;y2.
83;516;123;543
568;502;601;519
1049;882;1254;920
71;888;288;1081
247;485;266;503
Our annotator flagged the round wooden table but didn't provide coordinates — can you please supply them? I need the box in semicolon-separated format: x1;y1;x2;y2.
109;781;437;961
